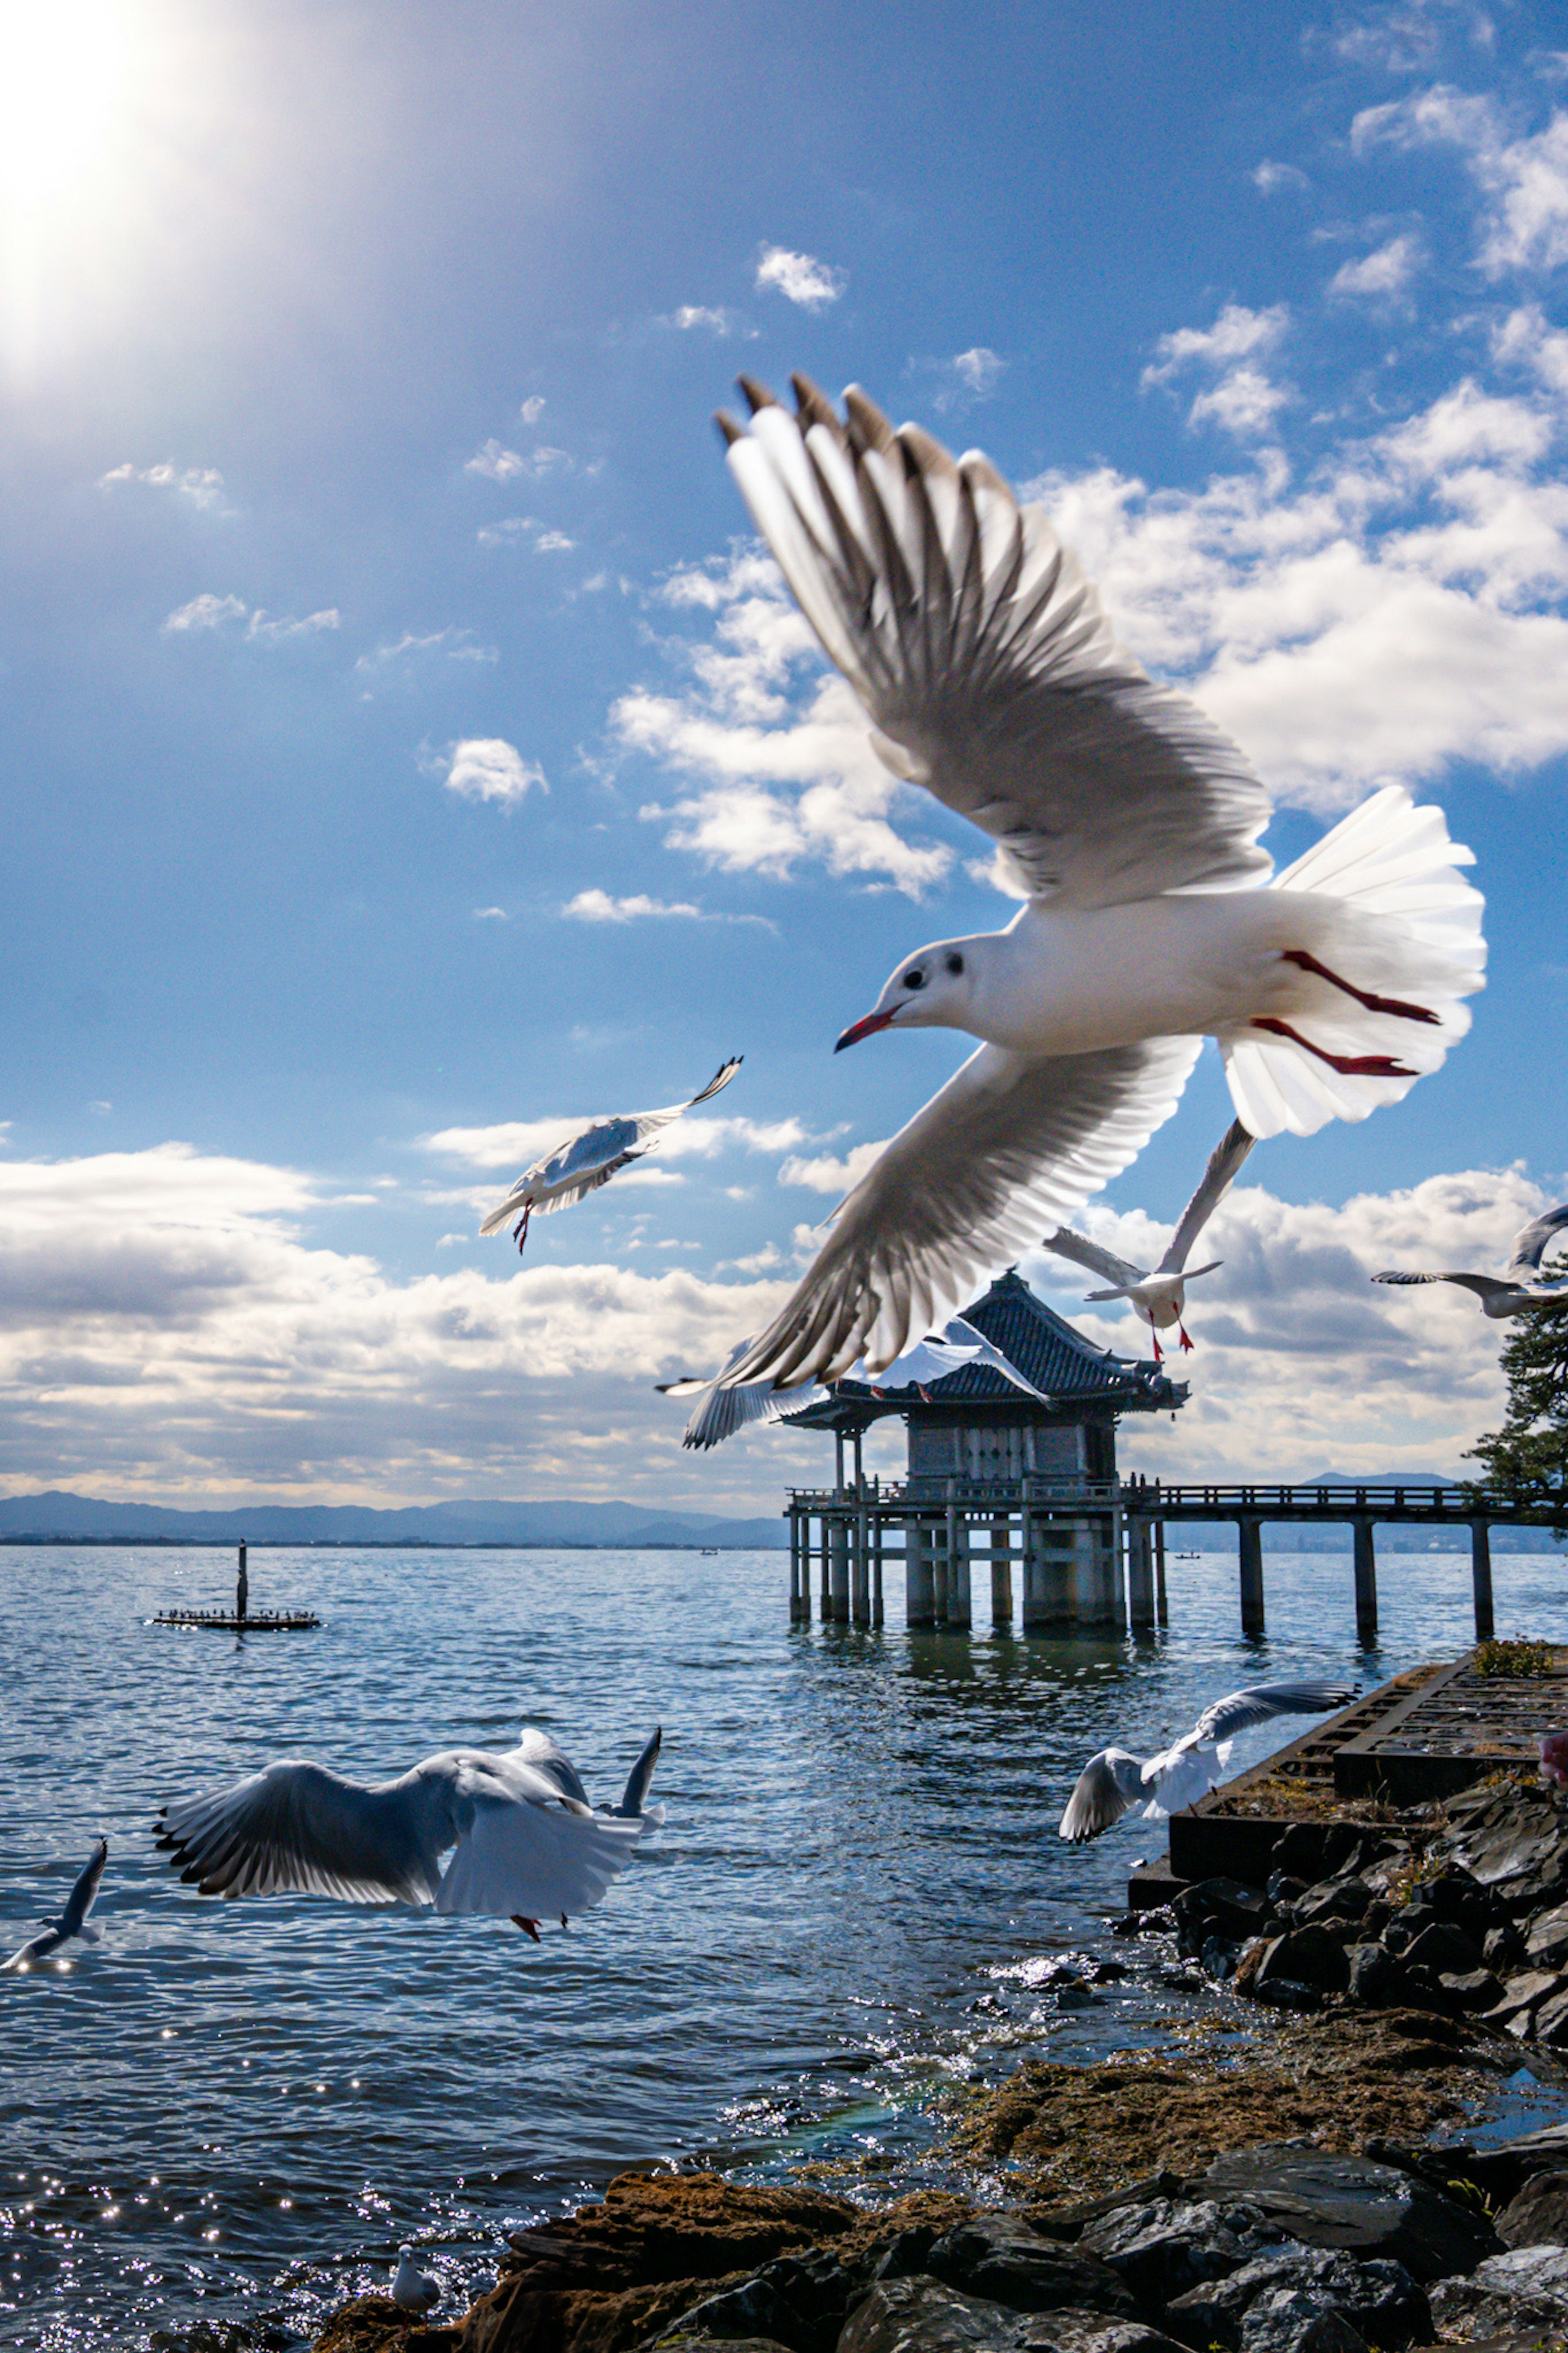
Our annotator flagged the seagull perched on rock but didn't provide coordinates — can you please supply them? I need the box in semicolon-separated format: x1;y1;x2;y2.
479;1060;741;1251
1059;1680;1354;1841
155;1726;662;1943
660;1315;1049;1449
2;1837;109;1971
1374;1202;1568;1320
1044;1119;1255;1361
392;2246;439;2315
703;377;1483;1396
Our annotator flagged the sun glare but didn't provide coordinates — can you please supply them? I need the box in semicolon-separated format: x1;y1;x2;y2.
0;0;133;216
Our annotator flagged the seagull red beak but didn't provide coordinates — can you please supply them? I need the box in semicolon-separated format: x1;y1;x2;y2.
834;1008;896;1053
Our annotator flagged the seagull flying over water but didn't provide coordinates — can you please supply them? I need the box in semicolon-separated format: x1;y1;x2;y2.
1044;1119;1255;1362
393;2246;440;2315
1373;1202;1568;1320
479;1061;741;1251
705;378;1483;1397
2;1837;109;1971
661;1314;1049;1449
1059;1680;1354;1842
155;1726;662;1943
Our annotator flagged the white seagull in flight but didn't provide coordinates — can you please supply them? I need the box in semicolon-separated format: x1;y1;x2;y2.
1374;1202;1568;1319
156;1726;662;1943
479;1060;742;1251
1044;1118;1255;1362
3;1837;109;1971
1059;1680;1354;1842
703;377;1483;1398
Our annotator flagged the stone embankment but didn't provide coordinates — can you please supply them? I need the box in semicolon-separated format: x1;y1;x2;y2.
306;1772;1568;2353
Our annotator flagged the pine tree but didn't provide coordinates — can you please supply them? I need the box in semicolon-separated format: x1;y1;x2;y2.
1466;1304;1568;1526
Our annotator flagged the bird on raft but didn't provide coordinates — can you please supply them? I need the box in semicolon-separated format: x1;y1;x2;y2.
2;1836;109;1971
659;1314;1049;1449
479;1061;742;1252
701;376;1485;1400
1043;1117;1255;1363
1058;1681;1354;1842
1373;1202;1568;1320
155;1726;662;1943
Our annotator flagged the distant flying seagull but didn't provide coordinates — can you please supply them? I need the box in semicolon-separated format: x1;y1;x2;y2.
1059;1680;1354;1841
156;1726;662;1943
1044;1118;1255;1362
661;1315;1050;1449
1374;1202;1568;1319
702;377;1483;1398
479;1060;742;1251
2;1837;109;1971
393;2247;440;2315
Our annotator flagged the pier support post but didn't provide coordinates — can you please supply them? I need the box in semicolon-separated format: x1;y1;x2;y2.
851;1506;871;1626
947;1501;971;1629
872;1519;884;1627
1470;1520;1494;1641
1127;1518;1156;1628
1154;1521;1168;1627
236;1541;248;1624
829;1518;850;1624
1238;1518;1265;1636
1352;1516;1378;1646
905;1521;935;1626
820;1521;831;1622
990;1517;1013;1627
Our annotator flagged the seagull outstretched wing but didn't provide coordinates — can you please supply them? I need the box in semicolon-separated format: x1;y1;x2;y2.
479;1059;742;1234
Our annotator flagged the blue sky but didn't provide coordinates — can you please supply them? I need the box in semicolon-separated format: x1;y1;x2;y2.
4;0;1568;1510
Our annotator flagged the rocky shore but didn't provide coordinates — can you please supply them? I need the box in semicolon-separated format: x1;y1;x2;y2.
305;1770;1568;2353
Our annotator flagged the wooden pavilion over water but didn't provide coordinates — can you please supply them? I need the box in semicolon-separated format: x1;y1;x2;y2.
782;1268;1185;1631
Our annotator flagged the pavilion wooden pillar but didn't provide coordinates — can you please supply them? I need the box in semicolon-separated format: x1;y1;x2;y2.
851;1502;871;1626
1352;1516;1378;1646
1470;1521;1495;1640
1127;1517;1156;1628
946;1494;971;1629
905;1519;935;1626
1238;1518;1265;1636
1154;1521;1168;1626
829;1517;850;1623
990;1514;1013;1628
871;1513;885;1627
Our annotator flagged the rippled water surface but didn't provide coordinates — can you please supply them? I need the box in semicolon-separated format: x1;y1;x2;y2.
3;1536;1567;2347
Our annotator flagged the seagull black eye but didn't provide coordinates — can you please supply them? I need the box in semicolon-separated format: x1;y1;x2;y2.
903;968;925;990
946;952;964;976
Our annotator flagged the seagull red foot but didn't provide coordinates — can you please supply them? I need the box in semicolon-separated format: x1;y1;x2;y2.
510;1204;532;1253
1281;949;1440;1025
512;1914;542;1941
1178;1325;1194;1352
1249;1017;1416;1079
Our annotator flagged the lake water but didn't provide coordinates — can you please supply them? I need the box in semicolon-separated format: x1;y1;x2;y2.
3;1536;1567;2349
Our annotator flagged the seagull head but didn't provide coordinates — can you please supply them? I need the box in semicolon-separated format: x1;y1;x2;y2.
835;936;985;1051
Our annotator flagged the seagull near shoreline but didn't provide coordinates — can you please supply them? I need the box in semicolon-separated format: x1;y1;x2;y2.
1374;1202;1568;1320
1059;1681;1354;1842
2;1837;109;1971
700;377;1484;1399
1043;1118;1255;1363
155;1727;662;1943
479;1061;742;1252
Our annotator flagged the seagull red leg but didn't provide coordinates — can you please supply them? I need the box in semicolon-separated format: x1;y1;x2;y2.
511;1203;531;1253
512;1914;542;1941
1178;1325;1194;1352
1281;948;1440;1026
1250;1017;1416;1079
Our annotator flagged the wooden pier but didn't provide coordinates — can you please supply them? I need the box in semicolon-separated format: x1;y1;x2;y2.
152;1541;320;1633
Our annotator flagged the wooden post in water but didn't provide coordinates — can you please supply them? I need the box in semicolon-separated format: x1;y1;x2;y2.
1126;1518;1156;1627
1352;1515;1378;1645
1470;1520;1494;1640
829;1518;850;1623
871;1511;884;1626
991;1515;1012;1627
236;1541;248;1623
1238;1518;1265;1636
947;1497;972;1628
851;1503;871;1626
1154;1520;1168;1626
906;1518;935;1626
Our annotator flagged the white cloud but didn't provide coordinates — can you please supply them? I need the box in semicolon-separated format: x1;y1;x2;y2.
754;245;846;310
1143;303;1291;441
1492;303;1568;395
1252;161;1310;194
161;595;339;642
535;529;575;552
357;628;496;672
612;552;951;896
99;462;231;513
1187;366;1291;437
561;888;774;929
465;438;528;479
425;1112;815;1173
475;517;576;552
472;906;508;921
777;1140;888;1194
520;396;546;423
1354;89;1568;276
915;346;1007;413
1328;232;1423;298
441;739;545;808
665;304;744;336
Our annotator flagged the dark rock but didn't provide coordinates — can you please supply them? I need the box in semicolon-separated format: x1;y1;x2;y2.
1009;2315;1194;2353
1056;1983;1099;2010
1093;1960;1130;1984
1165;2251;1324;2347
928;2217;1139;2320
1166;2251;1427;2352
1296;1880;1370;1928
1524;1899;1568;1969
1391;1963;1443;2012
1202;2147;1502;2282
1401;1921;1483;1978
1346;1945;1394;2003
1267;1874;1308;1908
1481;1967;1563;2030
836;2277;1016;2353
659;2270;811;2347
1496;2169;1568;2248
1426;2244;1568;2343
1253;1978;1324;2014
873;2229;940;2284
1255;1930;1349;1995
1200;1937;1238;1981
1237;2286;1366;2353
1175;1879;1272;1942
1080;2199;1252;2313
1482;1922;1523;1971
1435;1967;1503;2012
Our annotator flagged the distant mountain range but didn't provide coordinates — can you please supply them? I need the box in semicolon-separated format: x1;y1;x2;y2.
0;1490;790;1549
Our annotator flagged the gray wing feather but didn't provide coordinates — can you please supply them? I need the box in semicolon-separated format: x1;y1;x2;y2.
479;1059;742;1233
1159;1120;1255;1274
723;380;1273;909
606;1727;662;1819
155;1760;450;1905
511;1729;592;1808
713;1035;1201;1390
1059;1749;1145;1841
1373;1269;1506;1300
1508;1202;1568;1277
1189;1679;1354;1748
1043;1227;1143;1290
58;1838;108;1933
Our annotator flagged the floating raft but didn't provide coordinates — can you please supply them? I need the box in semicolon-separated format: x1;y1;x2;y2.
1129;1642;1566;1905
154;1609;320;1631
